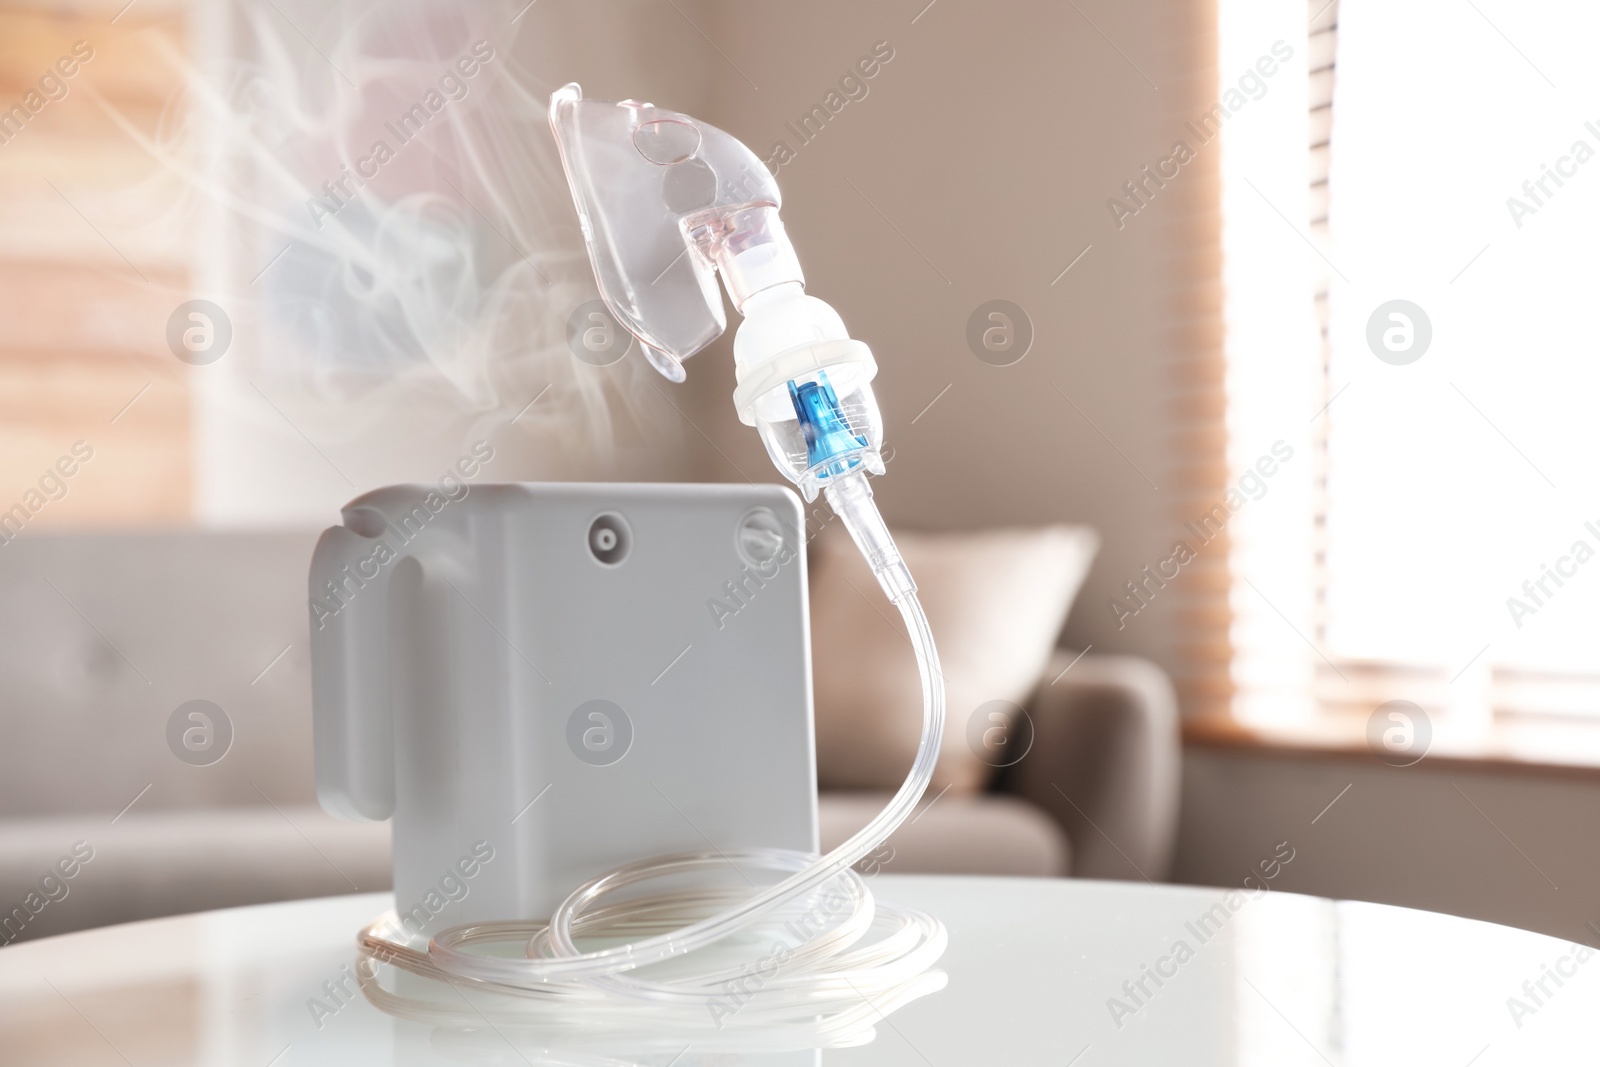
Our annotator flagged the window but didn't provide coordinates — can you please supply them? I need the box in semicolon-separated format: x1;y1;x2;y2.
1223;0;1600;740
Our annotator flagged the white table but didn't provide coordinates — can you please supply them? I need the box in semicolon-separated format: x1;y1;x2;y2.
0;875;1593;1065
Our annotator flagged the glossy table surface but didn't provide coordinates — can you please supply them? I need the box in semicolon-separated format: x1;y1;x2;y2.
0;875;1594;1065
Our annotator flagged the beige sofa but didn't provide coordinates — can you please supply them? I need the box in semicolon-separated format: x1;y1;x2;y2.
0;530;1178;942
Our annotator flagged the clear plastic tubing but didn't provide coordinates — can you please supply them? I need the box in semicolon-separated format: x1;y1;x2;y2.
359;478;948;1026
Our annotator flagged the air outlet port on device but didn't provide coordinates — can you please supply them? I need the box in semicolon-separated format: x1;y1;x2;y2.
587;512;631;566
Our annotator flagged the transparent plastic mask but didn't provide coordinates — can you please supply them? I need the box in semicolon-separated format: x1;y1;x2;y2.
548;84;800;381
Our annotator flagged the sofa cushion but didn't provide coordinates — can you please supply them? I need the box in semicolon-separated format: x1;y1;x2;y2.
0;808;391;943
819;792;1069;877
808;524;1097;794
0;530;323;817
0;792;1069;941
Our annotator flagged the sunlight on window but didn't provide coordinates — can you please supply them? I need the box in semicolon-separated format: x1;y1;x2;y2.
1326;0;1600;718
1224;0;1600;728
1216;0;1318;726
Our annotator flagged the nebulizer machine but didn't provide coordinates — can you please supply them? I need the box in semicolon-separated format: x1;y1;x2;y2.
312;84;949;1037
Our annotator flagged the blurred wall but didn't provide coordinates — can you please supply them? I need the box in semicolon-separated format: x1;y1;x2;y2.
1178;747;1600;946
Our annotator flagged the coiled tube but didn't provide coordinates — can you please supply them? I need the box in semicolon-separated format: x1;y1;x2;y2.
357;476;945;1036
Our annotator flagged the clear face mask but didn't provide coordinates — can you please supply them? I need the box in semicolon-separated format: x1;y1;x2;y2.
548;85;891;509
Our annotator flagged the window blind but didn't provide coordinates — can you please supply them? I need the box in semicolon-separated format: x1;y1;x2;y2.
1160;0;1234;720
0;2;192;527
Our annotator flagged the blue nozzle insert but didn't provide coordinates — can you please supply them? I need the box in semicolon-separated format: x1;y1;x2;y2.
788;371;868;477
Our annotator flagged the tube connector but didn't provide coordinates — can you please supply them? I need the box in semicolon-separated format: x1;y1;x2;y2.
824;472;915;603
